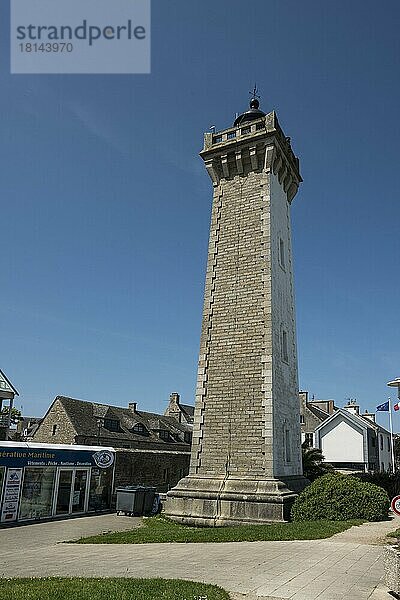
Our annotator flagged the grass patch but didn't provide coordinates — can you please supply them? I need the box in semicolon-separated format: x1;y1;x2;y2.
387;528;400;539
74;515;361;544
0;577;229;600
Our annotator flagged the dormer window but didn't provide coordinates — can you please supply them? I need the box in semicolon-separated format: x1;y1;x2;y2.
103;418;120;432
159;429;172;441
132;423;149;436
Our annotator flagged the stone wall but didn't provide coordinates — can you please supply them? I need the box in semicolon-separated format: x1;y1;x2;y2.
191;171;267;478
299;392;324;442
114;449;190;492
33;398;77;444
190;162;302;480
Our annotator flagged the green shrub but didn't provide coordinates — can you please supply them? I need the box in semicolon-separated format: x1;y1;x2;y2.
291;472;390;522
351;472;400;500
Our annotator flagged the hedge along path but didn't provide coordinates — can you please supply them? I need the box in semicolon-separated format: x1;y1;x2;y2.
291;473;390;523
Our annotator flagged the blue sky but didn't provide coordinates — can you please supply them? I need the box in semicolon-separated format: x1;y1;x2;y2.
1;0;399;430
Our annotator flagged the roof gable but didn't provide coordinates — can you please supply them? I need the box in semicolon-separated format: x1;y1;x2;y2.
314;408;373;435
0;369;19;397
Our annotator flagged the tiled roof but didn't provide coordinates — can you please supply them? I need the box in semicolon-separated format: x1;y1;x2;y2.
179;403;194;423
56;396;192;447
306;402;330;422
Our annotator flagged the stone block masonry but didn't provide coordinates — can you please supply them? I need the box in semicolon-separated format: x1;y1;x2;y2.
114;449;190;493
165;103;308;525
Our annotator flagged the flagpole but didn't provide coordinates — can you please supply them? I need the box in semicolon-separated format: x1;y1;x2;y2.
389;397;395;474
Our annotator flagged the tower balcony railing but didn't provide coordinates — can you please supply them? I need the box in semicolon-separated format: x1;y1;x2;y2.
211;119;266;146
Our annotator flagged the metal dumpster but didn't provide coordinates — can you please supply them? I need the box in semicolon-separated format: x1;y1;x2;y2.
116;486;157;516
116;486;145;516
142;486;156;515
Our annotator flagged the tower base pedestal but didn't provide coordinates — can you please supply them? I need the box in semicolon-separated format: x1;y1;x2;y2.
164;475;309;526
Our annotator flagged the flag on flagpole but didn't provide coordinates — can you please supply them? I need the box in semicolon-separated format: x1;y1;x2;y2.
376;401;389;412
394;403;400;412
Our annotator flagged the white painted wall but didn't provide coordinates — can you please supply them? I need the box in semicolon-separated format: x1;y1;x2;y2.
320;417;364;463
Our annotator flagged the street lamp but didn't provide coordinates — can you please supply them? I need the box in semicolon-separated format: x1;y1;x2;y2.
387;379;400;399
96;417;104;445
387;379;400;472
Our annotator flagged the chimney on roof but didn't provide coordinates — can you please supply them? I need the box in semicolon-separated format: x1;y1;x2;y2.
344;399;359;416
363;410;376;423
128;402;137;413
170;392;180;405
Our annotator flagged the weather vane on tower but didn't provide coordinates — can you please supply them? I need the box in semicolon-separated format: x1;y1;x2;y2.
249;84;260;101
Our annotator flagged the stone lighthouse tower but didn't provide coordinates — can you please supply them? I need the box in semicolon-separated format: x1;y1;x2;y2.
165;96;307;524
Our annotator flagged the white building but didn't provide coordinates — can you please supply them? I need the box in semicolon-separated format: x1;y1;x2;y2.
314;401;392;473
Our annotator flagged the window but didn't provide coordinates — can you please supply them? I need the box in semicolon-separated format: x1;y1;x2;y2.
159;430;172;441
380;435;383;451
213;134;222;143
256;122;264;130
304;433;313;448
300;415;305;424
371;437;376;447
88;468;113;511
19;467;56;520
52;424;58;436
281;329;288;363
279;238;285;269
132;423;148;436
241;126;250;134
184;431;192;444
227;131;236;139
284;429;291;462
387;437;391;452
103;418;120;432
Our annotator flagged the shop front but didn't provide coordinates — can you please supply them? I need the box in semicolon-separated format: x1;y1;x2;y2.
0;442;115;524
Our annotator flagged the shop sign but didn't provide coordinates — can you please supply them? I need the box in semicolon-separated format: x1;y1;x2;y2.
1;468;23;522
0;447;114;469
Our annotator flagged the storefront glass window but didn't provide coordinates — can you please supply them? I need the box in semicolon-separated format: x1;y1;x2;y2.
56;470;73;514
19;467;56;520
88;468;112;511
71;470;88;513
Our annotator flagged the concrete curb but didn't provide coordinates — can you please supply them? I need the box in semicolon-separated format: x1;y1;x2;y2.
368;583;393;598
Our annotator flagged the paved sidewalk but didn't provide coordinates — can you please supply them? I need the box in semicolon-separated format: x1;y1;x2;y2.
0;514;399;599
